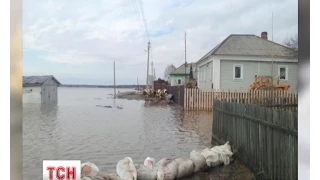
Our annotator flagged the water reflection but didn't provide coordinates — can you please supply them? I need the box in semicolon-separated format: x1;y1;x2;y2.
182;111;214;147
39;103;58;116
23;88;215;179
23;104;59;178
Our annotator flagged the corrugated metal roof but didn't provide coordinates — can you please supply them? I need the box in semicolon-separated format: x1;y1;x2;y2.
170;63;198;78
23;75;61;86
197;34;297;64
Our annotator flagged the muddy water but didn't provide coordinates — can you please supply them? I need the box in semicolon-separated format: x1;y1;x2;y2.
23;87;253;179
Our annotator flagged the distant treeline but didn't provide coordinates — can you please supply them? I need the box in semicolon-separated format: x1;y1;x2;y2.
60;84;146;89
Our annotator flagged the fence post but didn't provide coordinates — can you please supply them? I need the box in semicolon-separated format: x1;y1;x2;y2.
177;86;180;105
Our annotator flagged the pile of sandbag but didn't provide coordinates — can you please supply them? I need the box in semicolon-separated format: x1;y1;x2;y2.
81;141;234;180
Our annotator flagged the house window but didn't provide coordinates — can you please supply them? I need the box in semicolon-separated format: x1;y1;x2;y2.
177;79;181;85
278;65;288;80
233;64;243;79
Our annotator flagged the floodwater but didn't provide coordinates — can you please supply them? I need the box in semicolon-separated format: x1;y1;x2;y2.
23;87;253;180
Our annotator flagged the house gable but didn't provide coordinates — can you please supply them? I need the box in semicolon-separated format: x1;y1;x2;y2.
23;75;61;87
170;63;197;79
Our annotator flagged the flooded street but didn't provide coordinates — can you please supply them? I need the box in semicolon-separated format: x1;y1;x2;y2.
23;87;253;179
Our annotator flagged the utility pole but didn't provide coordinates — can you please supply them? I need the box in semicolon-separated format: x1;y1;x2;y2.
146;41;151;89
154;68;156;80
151;61;154;76
270;12;275;110
271;12;274;84
184;31;187;86
137;76;139;91
151;61;154;89
113;61;116;98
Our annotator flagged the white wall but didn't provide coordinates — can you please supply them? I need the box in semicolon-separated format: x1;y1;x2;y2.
197;61;213;89
170;76;185;86
23;87;41;104
42;78;59;104
196;55;297;90
41;85;58;104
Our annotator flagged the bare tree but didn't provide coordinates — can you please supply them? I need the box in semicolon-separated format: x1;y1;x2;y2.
284;34;298;52
164;64;176;80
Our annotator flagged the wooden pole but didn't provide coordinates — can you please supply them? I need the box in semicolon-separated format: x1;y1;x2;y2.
151;61;154;90
184;31;187;86
137;76;139;91
113;61;116;98
146;41;151;89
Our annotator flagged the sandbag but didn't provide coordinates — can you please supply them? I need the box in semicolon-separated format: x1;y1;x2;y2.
190;150;209;172
174;158;194;179
116;157;137;180
81;162;100;179
206;153;222;167
92;172;121;180
134;164;157;180
156;158;178;180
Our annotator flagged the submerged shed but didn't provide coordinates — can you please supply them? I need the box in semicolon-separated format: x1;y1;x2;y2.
23;75;61;104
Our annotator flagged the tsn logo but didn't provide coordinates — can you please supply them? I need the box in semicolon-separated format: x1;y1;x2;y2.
43;160;81;180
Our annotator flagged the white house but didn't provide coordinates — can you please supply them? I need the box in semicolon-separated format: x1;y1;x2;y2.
23;75;61;104
196;32;298;90
169;63;197;86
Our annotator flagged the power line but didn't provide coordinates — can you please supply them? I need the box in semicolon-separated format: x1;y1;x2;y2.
137;0;150;40
131;0;150;41
131;0;145;37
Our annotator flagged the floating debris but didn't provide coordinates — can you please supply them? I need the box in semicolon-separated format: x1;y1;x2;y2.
96;105;112;108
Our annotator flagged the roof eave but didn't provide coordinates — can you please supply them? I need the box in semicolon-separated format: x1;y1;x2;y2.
52;77;62;85
170;73;189;76
23;84;43;87
216;54;298;59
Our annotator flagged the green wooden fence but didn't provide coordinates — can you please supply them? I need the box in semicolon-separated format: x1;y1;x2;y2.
212;100;298;180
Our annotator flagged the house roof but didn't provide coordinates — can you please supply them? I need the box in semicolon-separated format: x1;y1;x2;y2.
197;34;297;64
170;63;197;78
23;75;61;86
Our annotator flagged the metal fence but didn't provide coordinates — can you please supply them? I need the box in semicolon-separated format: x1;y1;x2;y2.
212;100;298;180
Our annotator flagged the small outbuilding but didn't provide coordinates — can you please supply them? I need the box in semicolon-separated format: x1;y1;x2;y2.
23;75;61;104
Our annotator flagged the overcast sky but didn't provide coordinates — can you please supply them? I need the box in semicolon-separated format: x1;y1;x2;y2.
23;0;297;85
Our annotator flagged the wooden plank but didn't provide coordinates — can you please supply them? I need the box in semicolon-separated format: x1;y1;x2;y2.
186;88;188;110
183;89;297;112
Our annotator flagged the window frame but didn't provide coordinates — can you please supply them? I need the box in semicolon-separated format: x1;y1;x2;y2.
278;65;289;81
233;64;243;80
177;79;182;85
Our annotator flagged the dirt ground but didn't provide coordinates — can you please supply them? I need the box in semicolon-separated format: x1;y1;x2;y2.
117;92;146;101
181;158;255;180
